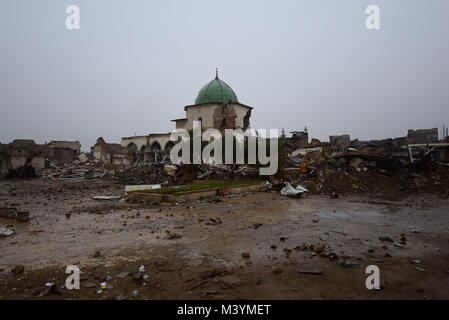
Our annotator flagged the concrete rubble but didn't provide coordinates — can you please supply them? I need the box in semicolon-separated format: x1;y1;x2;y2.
278;129;449;198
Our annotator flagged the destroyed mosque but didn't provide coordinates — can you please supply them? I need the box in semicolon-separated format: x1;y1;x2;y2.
1;72;449;302
0;71;448;178
120;71;253;163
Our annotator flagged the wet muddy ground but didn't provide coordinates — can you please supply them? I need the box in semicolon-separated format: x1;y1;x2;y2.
1;178;448;299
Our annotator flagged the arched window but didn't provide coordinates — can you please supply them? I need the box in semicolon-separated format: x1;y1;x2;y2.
127;143;138;162
150;141;161;153
139;145;146;161
164;141;175;153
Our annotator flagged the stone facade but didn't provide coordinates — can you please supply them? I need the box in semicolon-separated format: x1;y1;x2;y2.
173;102;251;132
406;128;438;144
121;134;173;162
290;131;309;148
93;137;133;165
329;135;351;153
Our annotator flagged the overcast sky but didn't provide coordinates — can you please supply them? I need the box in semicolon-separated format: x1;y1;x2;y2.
1;0;448;151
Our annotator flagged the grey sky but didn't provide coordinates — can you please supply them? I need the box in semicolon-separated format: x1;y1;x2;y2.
1;0;448;151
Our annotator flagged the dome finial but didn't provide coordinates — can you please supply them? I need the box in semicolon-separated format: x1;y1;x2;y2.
215;68;218;79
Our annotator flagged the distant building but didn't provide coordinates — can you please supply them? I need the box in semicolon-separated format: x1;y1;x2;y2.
0;139;80;177
290;131;309;148
406;128;438;144
329;135;350;153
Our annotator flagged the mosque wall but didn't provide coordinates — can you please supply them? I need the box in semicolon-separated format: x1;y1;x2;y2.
121;136;148;150
230;104;251;130
185;103;220;130
119;77;253;161
149;134;171;151
174;119;187;130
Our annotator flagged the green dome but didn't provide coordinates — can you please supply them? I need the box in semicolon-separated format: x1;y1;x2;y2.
195;73;238;105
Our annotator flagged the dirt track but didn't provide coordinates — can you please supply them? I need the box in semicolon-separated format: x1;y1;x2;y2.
1;178;449;299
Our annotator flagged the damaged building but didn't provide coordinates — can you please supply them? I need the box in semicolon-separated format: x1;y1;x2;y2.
121;71;253;162
329;134;351;153
47;141;81;166
120;134;174;163
92;137;133;166
324;128;440;155
285;127;447;166
0;139;81;178
171;71;252;132
290;130;309;149
405;128;439;144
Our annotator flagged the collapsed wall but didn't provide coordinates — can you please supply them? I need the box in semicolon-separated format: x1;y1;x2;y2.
406;128;439;144
93;137;133;166
0;139;81;178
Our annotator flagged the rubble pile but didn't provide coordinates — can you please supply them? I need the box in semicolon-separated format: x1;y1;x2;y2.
10;134;446;201
37;147;260;186
116;163;170;185
195;164;258;181
116;162;259;186
43;159;114;180
6;164;37;179
279;141;449;198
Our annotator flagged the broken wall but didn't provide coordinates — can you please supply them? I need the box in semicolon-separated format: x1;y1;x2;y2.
93;137;133;165
329;135;350;153
30;156;45;172
48;141;80;153
290;131;309;148
0;151;10;176
407;128;439;144
47;148;79;166
93;137;110;163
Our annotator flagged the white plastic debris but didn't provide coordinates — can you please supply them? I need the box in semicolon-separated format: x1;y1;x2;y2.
281;182;299;196
263;181;272;189
295;184;309;193
0;227;14;237
280;182;308;197
289;147;322;157
139;265;145;273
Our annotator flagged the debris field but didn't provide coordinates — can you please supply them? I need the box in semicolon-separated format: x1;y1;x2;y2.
1;174;449;299
1;133;449;300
